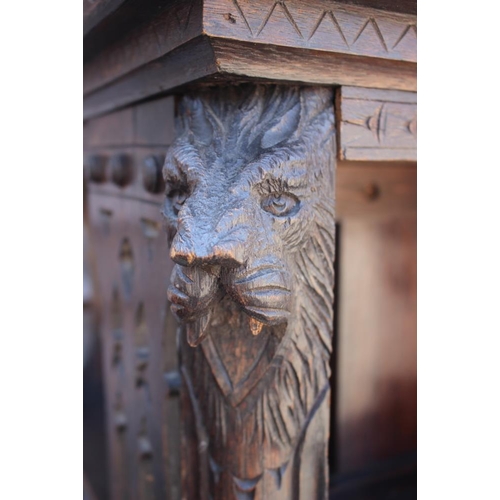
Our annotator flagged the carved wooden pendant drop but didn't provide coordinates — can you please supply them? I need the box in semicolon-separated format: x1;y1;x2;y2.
162;85;336;499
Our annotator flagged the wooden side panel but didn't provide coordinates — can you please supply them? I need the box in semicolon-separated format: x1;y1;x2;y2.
85;97;181;500
337;86;417;161
336;162;416;219
335;213;417;473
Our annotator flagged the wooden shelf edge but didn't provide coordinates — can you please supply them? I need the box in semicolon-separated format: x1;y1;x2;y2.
84;37;416;120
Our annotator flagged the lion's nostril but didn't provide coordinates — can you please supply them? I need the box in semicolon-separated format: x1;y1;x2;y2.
209;246;244;268
170;247;197;267
170;232;202;266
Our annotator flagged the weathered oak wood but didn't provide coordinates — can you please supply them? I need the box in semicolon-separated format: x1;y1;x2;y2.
84;88;417;498
83;0;416;119
84;0;203;96
84;102;416;222
88;193;177;500
83;0;418;488
85;96;181;500
83;36;217;120
335;214;417;472
84;0;415;47
334;0;416;15
336;162;416;218
212;38;416;90
162;84;336;499
83;97;175;149
84;0;415;96
83;37;416;120
83;0;127;36
336;86;417;161
204;0;416;62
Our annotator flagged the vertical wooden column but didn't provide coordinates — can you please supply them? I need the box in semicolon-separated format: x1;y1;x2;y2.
162;84;337;499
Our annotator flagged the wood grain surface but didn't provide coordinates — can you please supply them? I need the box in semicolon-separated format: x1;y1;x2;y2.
83;0;127;36
83;0;416;119
83;36;217;120
205;0;416;62
84;90;417;499
85;97;181;500
336;162;416;218
84;36;416;120
163;85;336;499
212;38;417;90
84;0;203;96
335;214;417;473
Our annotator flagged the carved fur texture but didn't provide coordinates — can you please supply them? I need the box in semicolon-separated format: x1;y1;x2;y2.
163;84;336;498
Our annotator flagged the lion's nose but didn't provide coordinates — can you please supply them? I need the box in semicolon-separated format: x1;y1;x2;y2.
170;235;245;268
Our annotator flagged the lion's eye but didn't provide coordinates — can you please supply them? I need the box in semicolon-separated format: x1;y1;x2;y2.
168;188;188;216
261;193;299;217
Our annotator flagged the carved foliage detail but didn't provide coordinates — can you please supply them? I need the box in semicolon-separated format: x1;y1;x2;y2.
163;85;336;494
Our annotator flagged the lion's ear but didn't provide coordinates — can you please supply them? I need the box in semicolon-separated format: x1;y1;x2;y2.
261;103;300;149
187;98;214;147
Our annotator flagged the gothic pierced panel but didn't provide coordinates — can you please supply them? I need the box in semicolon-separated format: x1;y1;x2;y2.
85;96;180;500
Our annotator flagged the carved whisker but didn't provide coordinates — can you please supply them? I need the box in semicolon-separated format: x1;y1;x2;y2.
231;264;287;283
243;305;291;325
236;283;291;293
237;289;292;310
167;285;190;302
171;265;195;285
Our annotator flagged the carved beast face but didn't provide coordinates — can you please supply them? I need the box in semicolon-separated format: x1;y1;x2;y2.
162;85;334;347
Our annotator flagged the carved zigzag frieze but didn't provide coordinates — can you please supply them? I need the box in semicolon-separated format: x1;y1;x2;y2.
205;0;417;62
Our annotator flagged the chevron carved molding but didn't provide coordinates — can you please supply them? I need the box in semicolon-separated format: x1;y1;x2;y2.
205;0;416;62
84;0;417;119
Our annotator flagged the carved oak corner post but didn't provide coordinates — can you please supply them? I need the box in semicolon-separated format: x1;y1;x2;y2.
162;84;336;499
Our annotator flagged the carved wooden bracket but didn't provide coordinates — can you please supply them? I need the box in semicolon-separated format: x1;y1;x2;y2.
162;84;336;499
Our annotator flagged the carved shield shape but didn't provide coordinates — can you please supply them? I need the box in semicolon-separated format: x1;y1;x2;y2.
200;296;285;406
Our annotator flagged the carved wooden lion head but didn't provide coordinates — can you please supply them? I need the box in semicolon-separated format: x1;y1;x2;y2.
162;85;336;483
162;85;334;348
